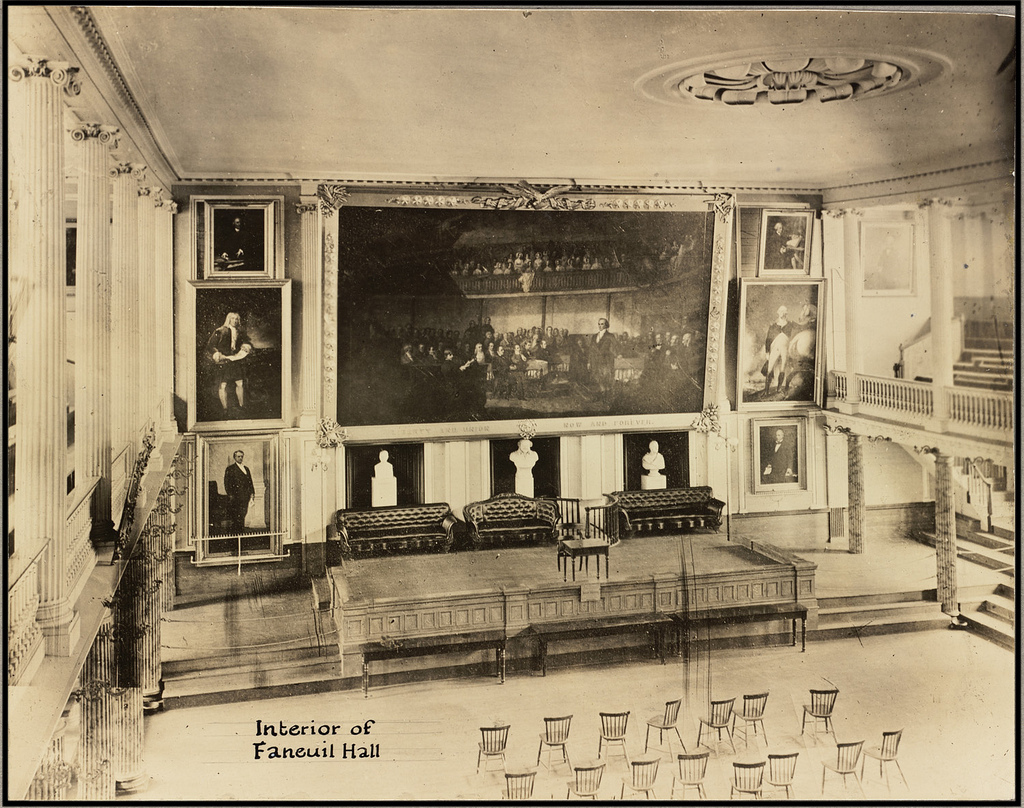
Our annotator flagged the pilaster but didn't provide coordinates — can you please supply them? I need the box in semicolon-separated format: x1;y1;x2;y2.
841;210;863;408
318;184;349;421
137;184;159;432
71;122;120;542
155;198;178;434
846;433;865;554
9;56;81;656
923;198;956;427
296;195;323;429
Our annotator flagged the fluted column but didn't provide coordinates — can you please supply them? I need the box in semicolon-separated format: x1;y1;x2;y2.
110;162;145;508
137;185;159;432
924;199;956;427
155;198;177;433
842;210;863;408
318;184;349;421
27;711;74;800
846;433;865;554
10;56;81;656
933;452;959;615
296;195;322;429
77;618;116;801
72;123;119;542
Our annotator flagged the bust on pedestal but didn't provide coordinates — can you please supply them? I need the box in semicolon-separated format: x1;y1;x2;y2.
641;440;667;490
371;450;398;507
510;439;539;498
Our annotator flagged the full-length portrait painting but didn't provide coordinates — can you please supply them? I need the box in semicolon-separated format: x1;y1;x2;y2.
738;279;824;408
335;206;716;427
192;282;290;428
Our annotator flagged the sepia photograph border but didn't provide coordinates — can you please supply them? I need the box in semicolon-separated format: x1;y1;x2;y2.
750;416;807;494
187;279;292;432
862;220;916;295
758;208;814;276
736;278;825;411
191;195;283;280
194;431;287;565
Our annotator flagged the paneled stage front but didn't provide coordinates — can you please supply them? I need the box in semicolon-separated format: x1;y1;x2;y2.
328;534;818;688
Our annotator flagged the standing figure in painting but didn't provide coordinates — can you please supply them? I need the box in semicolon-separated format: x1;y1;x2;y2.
590;318;618;393
641;441;667;490
371;450;398;507
224;450;255;534
764;221;789;270
207;311;253;414
762;306;793;394
761;428;797;485
510;439;539;498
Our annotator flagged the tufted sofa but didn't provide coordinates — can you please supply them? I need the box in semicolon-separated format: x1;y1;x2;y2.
335;503;458;560
463;493;560;549
606;486;725;538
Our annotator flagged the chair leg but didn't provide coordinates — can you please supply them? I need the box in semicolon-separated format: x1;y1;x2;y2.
821;767;827;795
537;739;544;767
645;725;651;752
477;748;482;773
563;745;572;771
894;759;908;789
674;726;686;753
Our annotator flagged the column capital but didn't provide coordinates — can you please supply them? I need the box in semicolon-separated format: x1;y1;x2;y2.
9;57;81;96
821;207;862;219
712;193;734;223
109;162;146;179
70;124;120;150
295;199;319;216
156;198;178;214
918;197;957;212
317;183;349;214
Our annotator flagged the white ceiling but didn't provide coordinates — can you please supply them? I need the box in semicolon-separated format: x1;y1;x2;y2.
33;6;1024;188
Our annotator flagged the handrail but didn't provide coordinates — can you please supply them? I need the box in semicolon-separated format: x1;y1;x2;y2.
965;458;994;532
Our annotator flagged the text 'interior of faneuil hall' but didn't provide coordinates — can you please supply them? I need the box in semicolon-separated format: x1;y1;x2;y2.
5;5;1018;804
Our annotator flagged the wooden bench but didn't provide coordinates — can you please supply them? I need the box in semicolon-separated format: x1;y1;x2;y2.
606;486;725;539
673;602;808;652
335;502;458;560
354;628;507;697
527;614;676;675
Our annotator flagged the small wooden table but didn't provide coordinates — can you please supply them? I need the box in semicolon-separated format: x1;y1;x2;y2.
557;537;610;581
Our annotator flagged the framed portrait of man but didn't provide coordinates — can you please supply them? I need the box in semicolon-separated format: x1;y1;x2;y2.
758;210;813;275
192;197;282;279
737;279;824;409
196;433;285;564
188;280;291;430
862;221;915;294
751;419;805;493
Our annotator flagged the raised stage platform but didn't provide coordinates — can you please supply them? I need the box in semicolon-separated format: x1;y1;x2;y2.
329;534;817;691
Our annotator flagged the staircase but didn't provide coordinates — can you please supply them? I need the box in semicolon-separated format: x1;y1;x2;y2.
959;582;1015;650
953;319;1014;392
812;590;949;642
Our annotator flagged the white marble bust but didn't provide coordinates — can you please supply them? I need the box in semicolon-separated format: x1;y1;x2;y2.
371;449;397;506
510;439;539;498
641;440;667;489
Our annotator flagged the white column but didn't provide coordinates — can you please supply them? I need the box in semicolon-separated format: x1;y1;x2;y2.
296;195;322;429
842;211;863;408
924;199;956;427
318;184;348;422
9;56;81;655
155;198;177;433
71;123;119;541
137;185;158;432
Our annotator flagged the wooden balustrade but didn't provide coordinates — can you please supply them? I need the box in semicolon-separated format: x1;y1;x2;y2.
858;375;934;416
947;387;1014;431
827;370;847;400
65;477;99;604
7;544;46;685
965;458;994;532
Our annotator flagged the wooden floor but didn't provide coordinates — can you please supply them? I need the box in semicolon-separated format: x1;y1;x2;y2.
336;533;778;602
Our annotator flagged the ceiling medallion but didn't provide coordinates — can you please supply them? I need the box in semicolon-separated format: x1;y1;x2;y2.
637;49;948;107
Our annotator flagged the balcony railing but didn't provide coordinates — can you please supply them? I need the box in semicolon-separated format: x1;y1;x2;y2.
828;371;1014;435
65;477;99;605
8;543;46;686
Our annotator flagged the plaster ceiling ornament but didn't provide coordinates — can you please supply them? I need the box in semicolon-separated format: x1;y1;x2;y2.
638;50;948;107
473;180;595;211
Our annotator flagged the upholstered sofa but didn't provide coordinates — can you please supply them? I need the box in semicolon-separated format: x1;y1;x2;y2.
462;493;560;549
606;486;725;538
335;502;458;560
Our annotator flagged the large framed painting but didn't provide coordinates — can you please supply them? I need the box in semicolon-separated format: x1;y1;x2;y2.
758;209;813;275
751;418;806;493
333;196;729;439
196;432;285;564
737;279;824;409
189;280;291;430
862;221;915;295
191;196;283;279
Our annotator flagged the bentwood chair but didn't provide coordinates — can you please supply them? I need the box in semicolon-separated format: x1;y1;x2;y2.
821;740;865;796
537;715;573;772
566;760;606;799
503;768;537;799
620;754;660;799
730;760;766;799
478;725;510;773
765;752;800;799
645;698;686;755
860;729;908;792
732;692;769;749
697;698;737;755
598;711;631;764
671;751;711;799
801;688;839;743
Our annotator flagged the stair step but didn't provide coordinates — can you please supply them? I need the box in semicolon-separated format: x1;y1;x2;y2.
162;661;344;708
815;591;934;610
810;612;950;642
163;640;333;676
916;532;1015;575
978;594;1015;624
817;600;943;625
971;531;1016;552
960;610;1015;651
162;653;342;701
